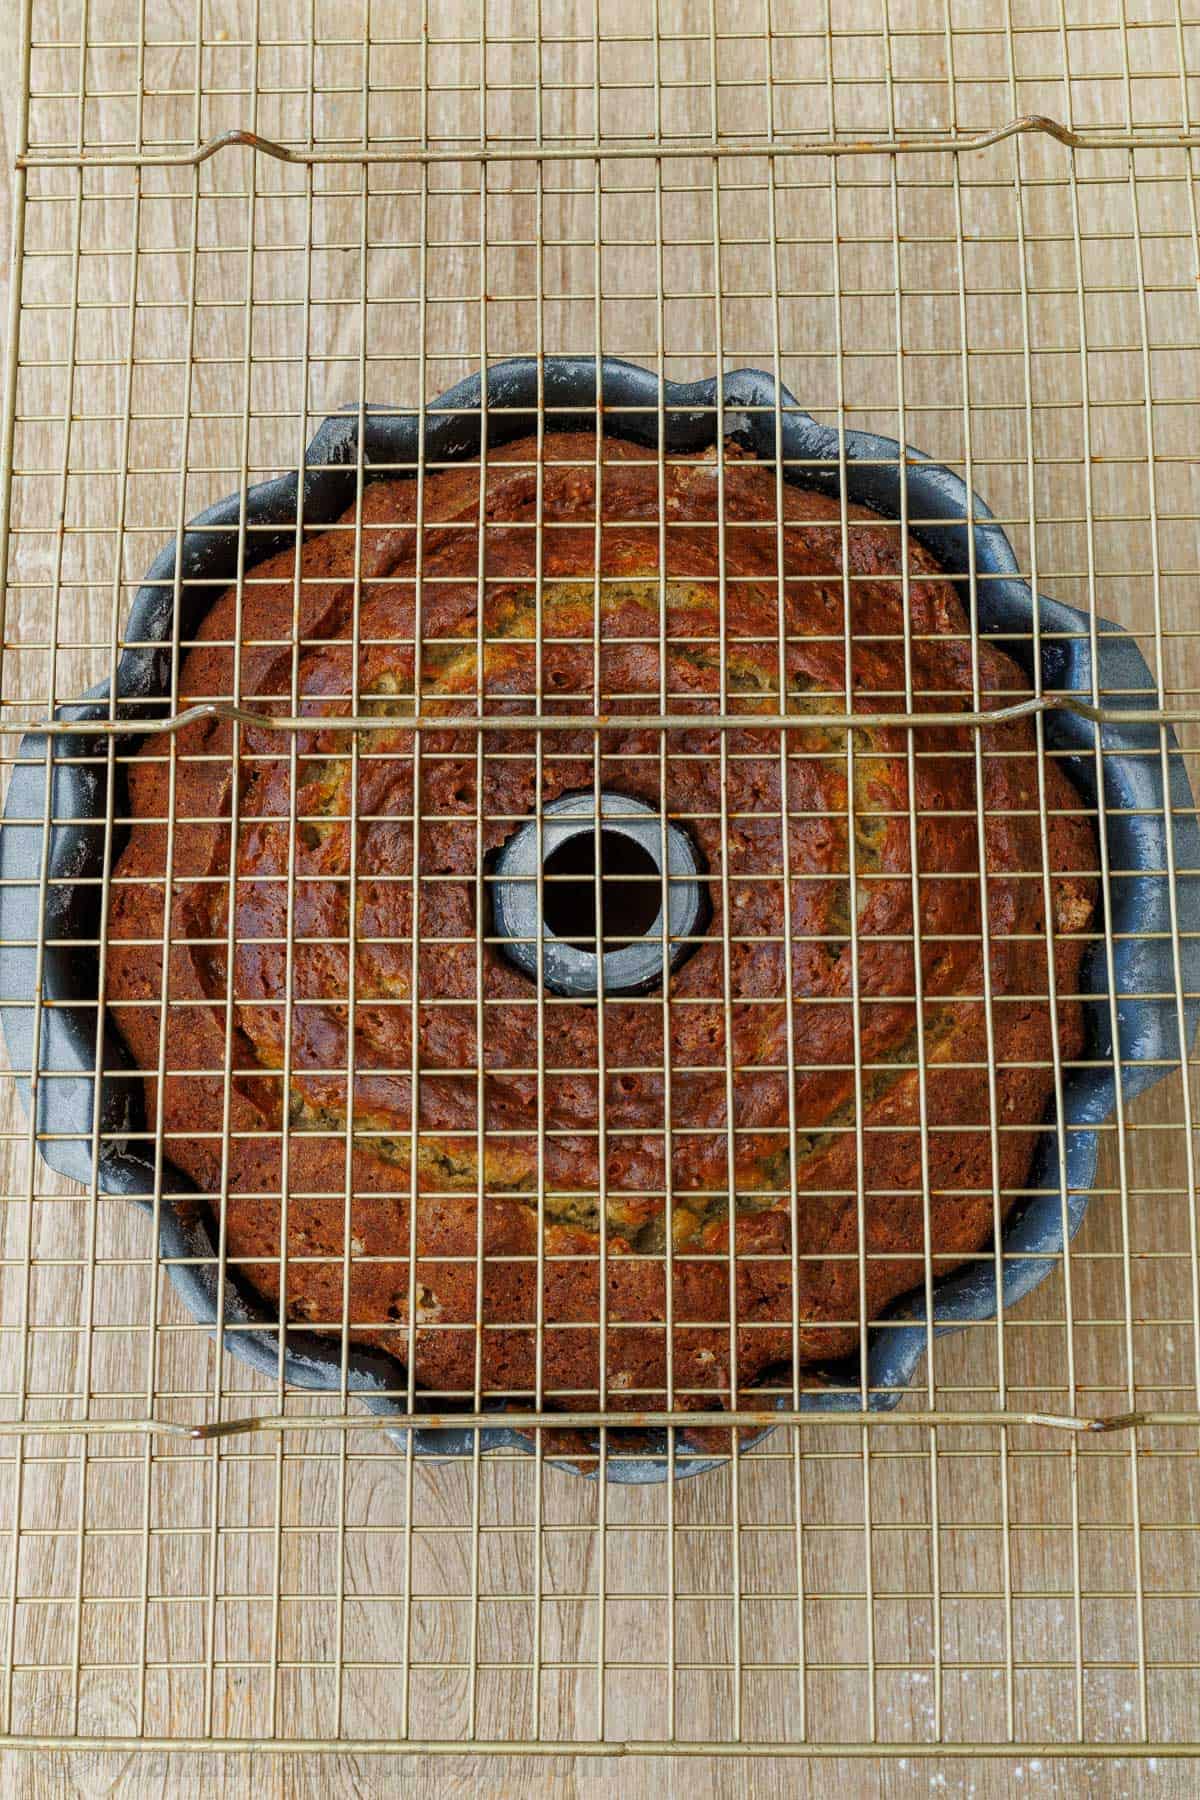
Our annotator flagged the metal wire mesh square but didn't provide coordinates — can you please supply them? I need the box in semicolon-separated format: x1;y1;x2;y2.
1;0;1199;1768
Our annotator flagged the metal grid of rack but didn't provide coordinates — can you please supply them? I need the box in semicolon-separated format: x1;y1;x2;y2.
2;0;1200;1765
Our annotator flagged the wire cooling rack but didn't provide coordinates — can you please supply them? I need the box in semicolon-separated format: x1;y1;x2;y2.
2;0;1200;1767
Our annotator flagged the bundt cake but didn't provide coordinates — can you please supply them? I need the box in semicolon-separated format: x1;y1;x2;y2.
107;430;1096;1431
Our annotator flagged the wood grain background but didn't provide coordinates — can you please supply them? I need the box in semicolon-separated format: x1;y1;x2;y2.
1;0;1199;1793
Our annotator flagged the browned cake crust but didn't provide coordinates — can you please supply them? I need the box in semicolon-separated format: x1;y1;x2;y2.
107;433;1096;1428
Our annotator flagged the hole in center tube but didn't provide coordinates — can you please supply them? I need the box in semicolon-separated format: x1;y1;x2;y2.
542;828;662;952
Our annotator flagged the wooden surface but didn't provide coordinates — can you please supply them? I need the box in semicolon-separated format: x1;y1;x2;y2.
1;1;1199;1793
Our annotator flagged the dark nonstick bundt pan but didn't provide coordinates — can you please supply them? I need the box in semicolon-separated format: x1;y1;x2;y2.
2;357;1198;1481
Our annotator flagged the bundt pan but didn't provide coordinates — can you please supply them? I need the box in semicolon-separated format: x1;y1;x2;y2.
2;357;1198;1483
